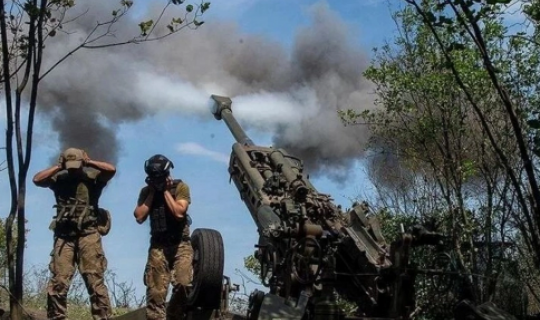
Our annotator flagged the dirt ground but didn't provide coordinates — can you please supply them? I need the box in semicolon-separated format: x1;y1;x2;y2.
23;310;47;320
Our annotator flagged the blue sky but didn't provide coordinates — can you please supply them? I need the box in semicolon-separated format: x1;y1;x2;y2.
0;0;400;303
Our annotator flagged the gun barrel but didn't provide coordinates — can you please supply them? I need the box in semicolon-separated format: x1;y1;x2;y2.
210;94;254;146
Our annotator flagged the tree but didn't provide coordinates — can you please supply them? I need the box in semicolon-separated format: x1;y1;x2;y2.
0;1;210;319
396;1;540;313
0;147;5;172
341;2;535;317
393;0;540;268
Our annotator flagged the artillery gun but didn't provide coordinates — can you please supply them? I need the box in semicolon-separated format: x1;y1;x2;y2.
210;95;520;320
210;95;420;320
105;93;518;320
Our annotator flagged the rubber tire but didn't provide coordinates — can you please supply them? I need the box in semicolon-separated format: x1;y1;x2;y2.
187;228;225;310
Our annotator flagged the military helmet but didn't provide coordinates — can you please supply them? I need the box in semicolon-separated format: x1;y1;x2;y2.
144;154;174;178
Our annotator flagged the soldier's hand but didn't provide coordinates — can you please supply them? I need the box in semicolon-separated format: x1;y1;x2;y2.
82;150;90;165
145;176;152;186
166;176;173;189
145;177;156;191
57;155;65;169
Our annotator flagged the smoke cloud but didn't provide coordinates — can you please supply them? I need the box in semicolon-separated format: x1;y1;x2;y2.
37;0;375;180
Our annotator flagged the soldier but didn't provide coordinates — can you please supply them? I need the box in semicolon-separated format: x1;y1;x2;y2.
33;148;115;320
134;154;193;320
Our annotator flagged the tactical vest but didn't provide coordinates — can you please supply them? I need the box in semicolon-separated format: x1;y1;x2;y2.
50;168;104;237
149;179;191;245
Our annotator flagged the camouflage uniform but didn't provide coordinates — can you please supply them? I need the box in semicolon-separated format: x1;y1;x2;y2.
137;181;193;320
48;232;110;320
41;164;112;320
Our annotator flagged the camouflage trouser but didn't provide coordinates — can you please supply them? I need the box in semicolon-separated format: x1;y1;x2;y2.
144;241;194;320
47;232;112;320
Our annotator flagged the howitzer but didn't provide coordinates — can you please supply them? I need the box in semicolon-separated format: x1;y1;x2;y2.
108;95;517;320
211;95;422;320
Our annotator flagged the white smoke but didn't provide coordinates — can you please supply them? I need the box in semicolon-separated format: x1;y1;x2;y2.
35;0;375;180
176;142;229;164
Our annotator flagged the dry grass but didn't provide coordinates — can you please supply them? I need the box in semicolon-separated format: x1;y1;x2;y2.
0;303;135;320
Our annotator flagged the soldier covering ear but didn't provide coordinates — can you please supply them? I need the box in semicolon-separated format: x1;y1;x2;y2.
32;147;116;320
134;154;193;320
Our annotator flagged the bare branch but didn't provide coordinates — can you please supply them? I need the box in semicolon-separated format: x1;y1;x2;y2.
144;1;172;41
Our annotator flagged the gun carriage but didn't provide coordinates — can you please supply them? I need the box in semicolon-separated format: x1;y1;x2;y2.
109;95;518;320
210;95;423;320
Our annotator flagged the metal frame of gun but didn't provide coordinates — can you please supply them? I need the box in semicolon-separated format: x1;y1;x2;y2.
211;95;427;320
210;95;512;320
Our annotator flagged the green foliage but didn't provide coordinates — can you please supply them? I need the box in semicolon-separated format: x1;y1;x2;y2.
138;19;154;36
22;2;40;18
49;0;75;7
354;2;530;189
164;1;210;34
243;254;260;277
121;0;133;7
524;2;540;22
369;207;412;240
344;1;538;317
399;0;540;152
1;1;211;317
201;2;211;13
528;119;540;129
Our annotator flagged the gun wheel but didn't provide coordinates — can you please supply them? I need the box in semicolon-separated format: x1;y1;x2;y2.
186;228;225;310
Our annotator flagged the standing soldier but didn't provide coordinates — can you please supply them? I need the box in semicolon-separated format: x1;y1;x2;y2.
133;154;193;320
33;148;115;320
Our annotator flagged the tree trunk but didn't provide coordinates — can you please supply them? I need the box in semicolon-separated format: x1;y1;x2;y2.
14;183;26;320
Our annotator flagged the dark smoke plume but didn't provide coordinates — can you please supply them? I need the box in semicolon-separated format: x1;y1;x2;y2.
37;1;375;180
